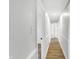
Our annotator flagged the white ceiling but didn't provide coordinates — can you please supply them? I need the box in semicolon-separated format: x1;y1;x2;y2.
41;0;69;14
40;0;69;23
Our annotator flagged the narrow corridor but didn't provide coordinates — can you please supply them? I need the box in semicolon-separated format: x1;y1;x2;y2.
9;0;70;59
46;38;65;59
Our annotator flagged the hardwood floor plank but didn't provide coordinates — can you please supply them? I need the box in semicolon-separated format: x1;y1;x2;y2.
46;38;65;59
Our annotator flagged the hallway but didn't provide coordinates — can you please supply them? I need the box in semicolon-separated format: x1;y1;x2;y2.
9;0;69;59
46;38;65;59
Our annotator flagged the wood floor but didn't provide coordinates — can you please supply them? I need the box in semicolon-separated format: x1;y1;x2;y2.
46;38;65;59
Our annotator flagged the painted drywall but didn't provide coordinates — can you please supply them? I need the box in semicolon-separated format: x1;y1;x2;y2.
51;24;54;38
37;6;51;59
61;16;69;59
51;23;58;38
41;13;51;59
37;2;44;43
62;16;70;39
58;15;70;59
37;12;51;59
37;1;51;59
9;0;37;59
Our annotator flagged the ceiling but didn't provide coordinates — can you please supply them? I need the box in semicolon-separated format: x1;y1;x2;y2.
40;0;69;23
41;0;69;14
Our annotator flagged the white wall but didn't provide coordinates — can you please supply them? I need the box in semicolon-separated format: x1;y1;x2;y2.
37;6;51;59
37;1;51;59
51;23;58;38
9;0;37;59
41;13;51;59
51;24;54;38
62;16;70;39
37;1;44;43
58;15;70;59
